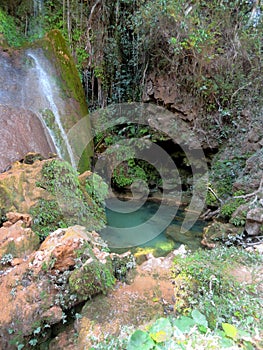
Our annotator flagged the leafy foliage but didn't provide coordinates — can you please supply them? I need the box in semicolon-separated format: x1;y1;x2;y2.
173;246;263;332
207;156;249;205
0;8;25;46
91;310;258;349
221;194;246;220
85;173;108;205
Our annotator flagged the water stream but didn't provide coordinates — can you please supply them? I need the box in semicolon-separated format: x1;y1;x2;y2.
33;0;44;17
27;52;76;168
101;199;206;255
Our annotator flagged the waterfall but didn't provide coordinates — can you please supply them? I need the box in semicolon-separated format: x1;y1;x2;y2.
28;52;77;168
33;0;44;17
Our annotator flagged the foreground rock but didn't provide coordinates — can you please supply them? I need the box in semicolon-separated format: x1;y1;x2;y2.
0;225;132;349
49;246;187;350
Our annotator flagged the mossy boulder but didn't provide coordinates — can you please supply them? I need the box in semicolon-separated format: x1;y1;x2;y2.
0;156;107;241
0;226;117;349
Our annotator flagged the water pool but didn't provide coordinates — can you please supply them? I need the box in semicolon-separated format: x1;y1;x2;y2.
100;198;206;255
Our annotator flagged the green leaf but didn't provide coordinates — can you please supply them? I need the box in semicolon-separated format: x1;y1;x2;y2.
17;345;25;350
219;336;235;348
222;323;238;340
149;318;173;343
127;330;155;350
174;316;195;333
191;309;208;328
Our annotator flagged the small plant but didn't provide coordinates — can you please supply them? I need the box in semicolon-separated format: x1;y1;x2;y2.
172;246;263;333
85;173;108;205
0;253;13;266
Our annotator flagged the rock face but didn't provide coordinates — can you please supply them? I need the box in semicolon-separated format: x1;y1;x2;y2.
0;105;55;173
201;221;244;248
245;208;263;236
0;225;118;349
0;212;39;259
0;30;93;173
143;73;198;122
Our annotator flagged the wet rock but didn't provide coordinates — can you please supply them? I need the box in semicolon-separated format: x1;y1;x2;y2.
165;224;202;250
0;104;55;173
245;208;263;236
0;33;93;172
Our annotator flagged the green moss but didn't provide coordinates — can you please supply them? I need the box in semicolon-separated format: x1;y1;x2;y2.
40;30;87;113
69;244;115;298
30;199;67;241
31;159;106;240
0;185;13;212
85;173;109;206
0;8;25;47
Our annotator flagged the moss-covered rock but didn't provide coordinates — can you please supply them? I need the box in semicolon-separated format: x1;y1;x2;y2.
0;156;107;241
0;225;118;349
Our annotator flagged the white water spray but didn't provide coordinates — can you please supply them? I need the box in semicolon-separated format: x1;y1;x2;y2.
33;0;44;17
28;52;76;168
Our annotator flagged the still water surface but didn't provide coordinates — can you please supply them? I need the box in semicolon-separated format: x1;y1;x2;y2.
100;198;206;255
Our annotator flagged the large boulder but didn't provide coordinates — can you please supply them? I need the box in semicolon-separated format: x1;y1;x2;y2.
0;157;106;239
0;226;118;349
245;207;263;236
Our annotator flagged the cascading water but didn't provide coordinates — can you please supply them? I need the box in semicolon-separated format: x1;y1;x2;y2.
27;52;77;168
33;0;44;17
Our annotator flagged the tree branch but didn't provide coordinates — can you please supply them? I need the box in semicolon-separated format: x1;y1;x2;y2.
233;176;263;199
208;186;223;205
